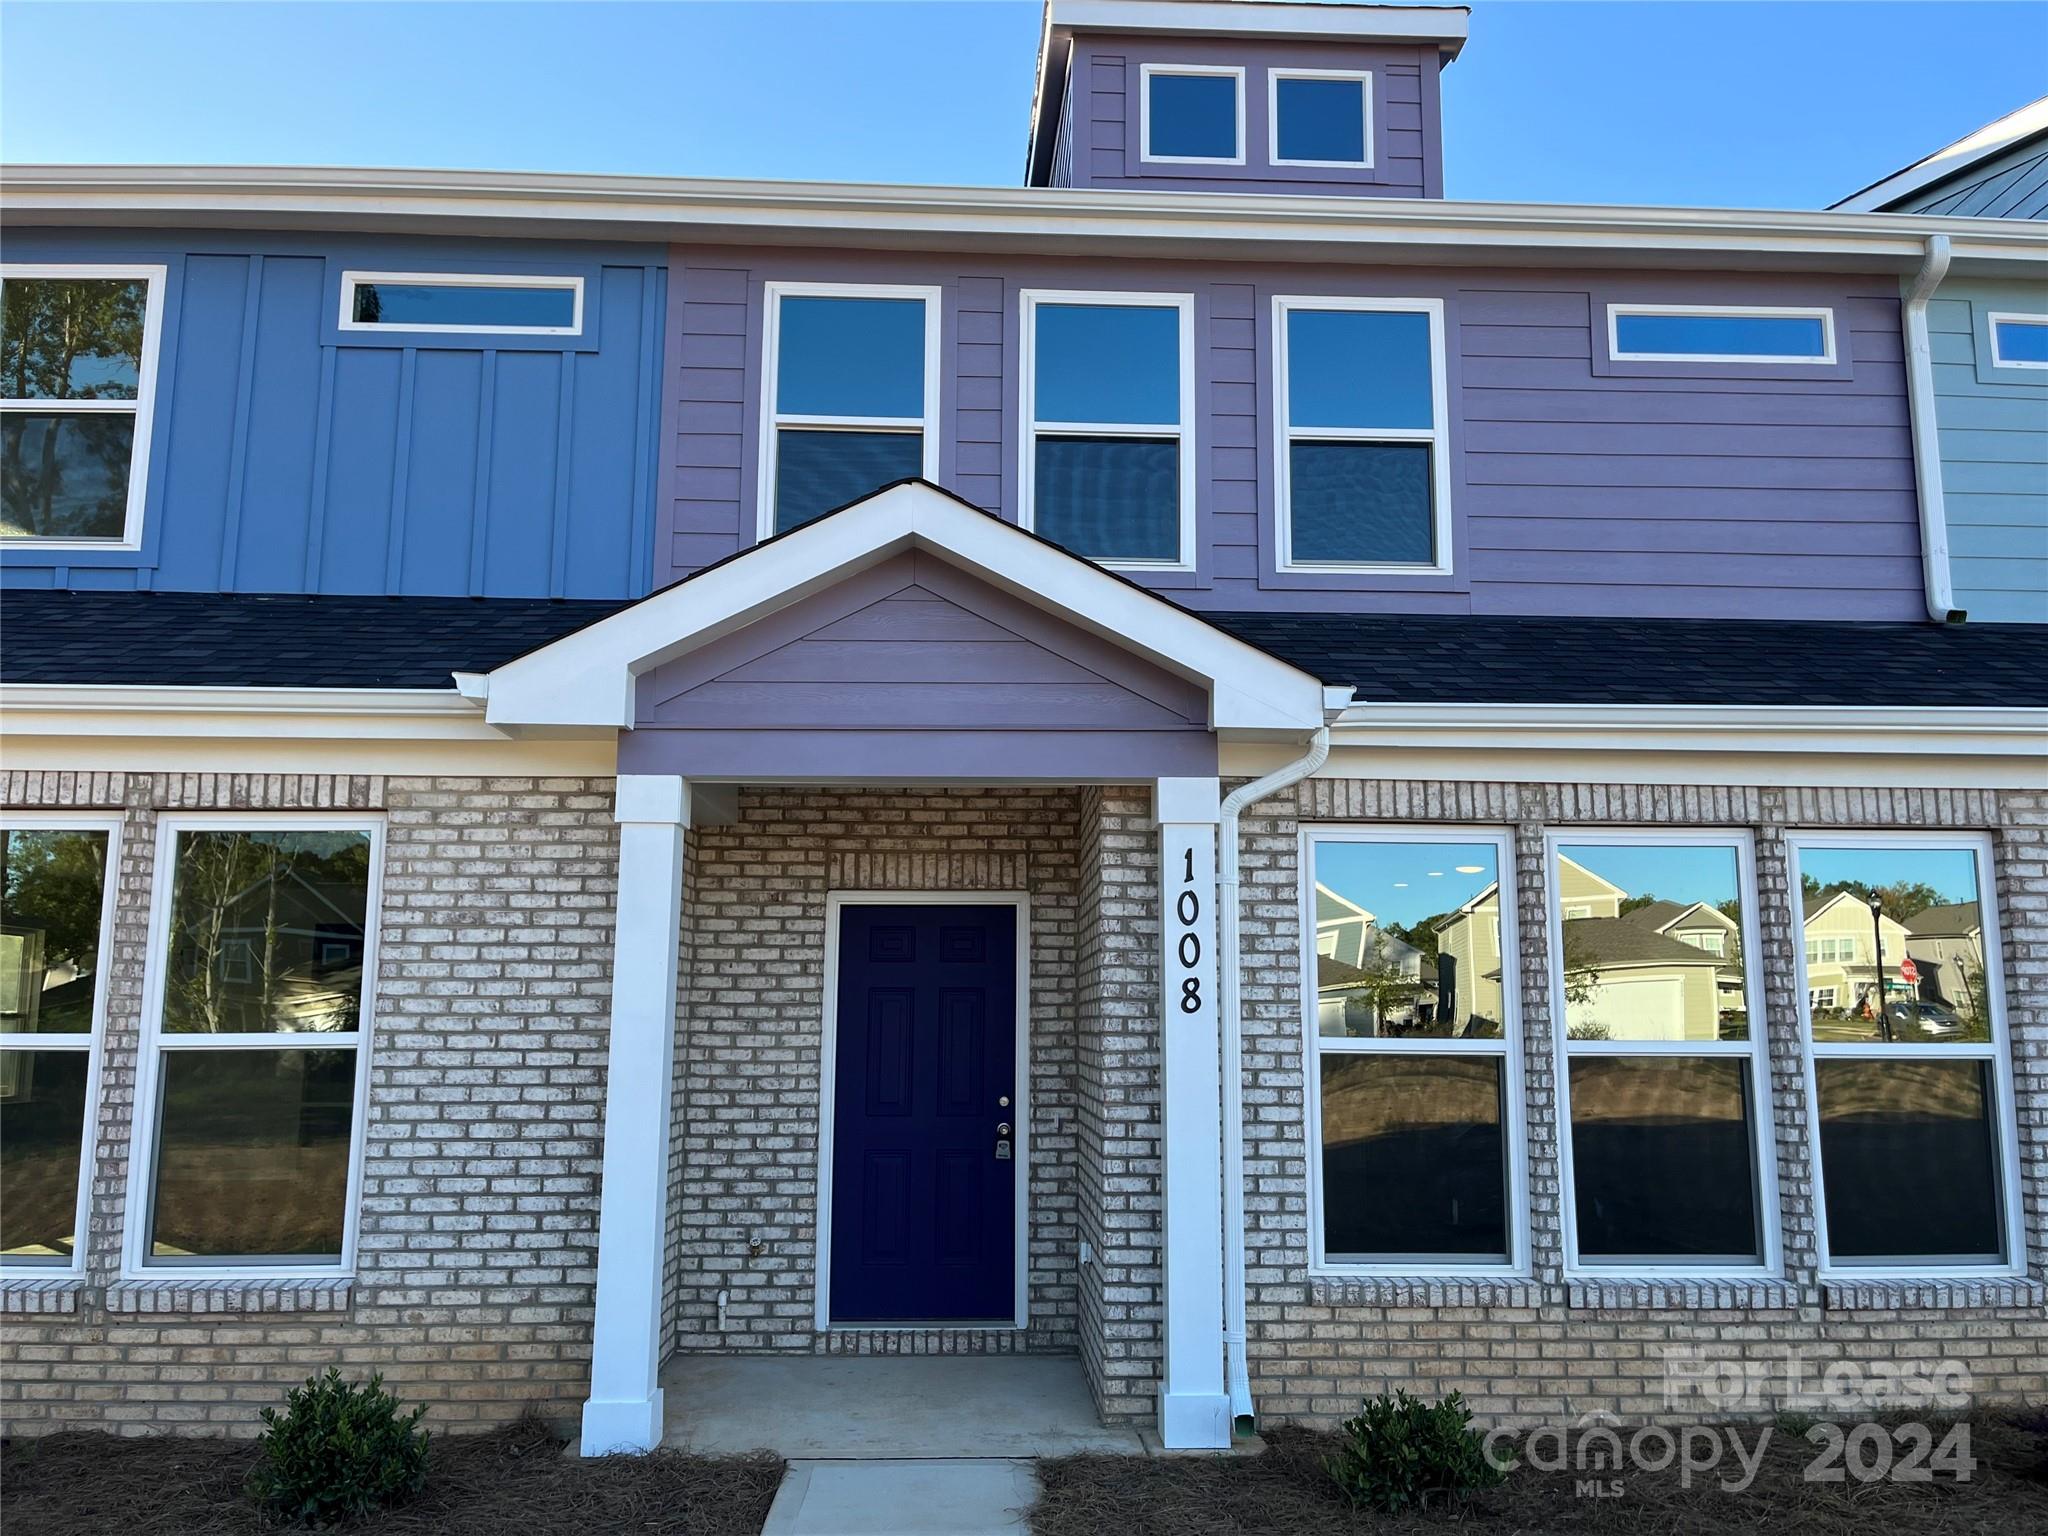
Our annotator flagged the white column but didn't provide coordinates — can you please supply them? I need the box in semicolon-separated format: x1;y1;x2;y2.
580;775;690;1456
1153;775;1231;1450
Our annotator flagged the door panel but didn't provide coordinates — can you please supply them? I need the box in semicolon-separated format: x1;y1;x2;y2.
830;903;1018;1323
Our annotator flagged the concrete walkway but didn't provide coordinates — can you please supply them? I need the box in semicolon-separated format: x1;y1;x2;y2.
662;1356;1143;1535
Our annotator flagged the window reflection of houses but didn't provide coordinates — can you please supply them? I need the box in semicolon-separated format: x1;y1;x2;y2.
170;852;368;1034
1802;891;1909;1019
1434;856;1626;1036
1557;918;1731;1041
1315;939;1435;1036
1903;901;1984;1017
1618;899;1745;1020
1313;882;1374;965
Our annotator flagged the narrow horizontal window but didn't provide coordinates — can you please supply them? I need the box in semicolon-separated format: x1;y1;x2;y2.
759;286;937;538
1988;313;2048;368
1792;835;2016;1273
339;272;582;335
1275;299;1450;573
1308;832;1522;1273
1141;65;1243;163
1550;836;1771;1272
1609;305;1834;363
134;822;380;1273
1271;70;1371;167
2;266;165;546
1022;293;1193;568
1;820;117;1270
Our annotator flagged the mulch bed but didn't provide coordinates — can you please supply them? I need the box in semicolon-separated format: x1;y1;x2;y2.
1;1415;785;1536
1034;1412;2048;1536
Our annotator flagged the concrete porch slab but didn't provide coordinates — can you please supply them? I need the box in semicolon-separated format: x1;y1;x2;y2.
660;1354;1146;1458
762;1459;1035;1536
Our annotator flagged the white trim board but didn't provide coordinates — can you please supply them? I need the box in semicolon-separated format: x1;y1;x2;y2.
812;891;1033;1332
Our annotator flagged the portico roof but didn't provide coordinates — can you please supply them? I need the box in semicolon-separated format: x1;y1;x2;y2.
470;479;1342;741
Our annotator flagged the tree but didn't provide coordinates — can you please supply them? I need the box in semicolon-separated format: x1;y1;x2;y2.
1618;891;1661;916
1559;921;1605;1037
1350;930;1417;1035
2;829;109;973
1801;874;1944;925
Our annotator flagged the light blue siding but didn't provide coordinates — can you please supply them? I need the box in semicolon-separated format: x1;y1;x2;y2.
1;230;666;597
1892;135;2048;219
1928;282;2048;623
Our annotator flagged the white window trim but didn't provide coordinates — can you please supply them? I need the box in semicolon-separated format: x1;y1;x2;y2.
337;270;585;337
1788;830;2025;1281
1302;826;1529;1279
122;813;385;1282
1268;67;1374;169
1546;829;1781;1281
0;811;122;1275
1606;303;1838;365
1273;296;1453;576
1139;62;1247;166
1018;288;1198;572
0;263;167;552
754;281;943;545
1985;311;2048;371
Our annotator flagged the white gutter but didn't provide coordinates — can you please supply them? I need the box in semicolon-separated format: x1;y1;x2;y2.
1903;234;1963;624
1218;696;1345;1428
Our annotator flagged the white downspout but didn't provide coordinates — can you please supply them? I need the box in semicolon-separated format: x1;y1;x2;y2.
1904;233;1964;623
1218;717;1335;1429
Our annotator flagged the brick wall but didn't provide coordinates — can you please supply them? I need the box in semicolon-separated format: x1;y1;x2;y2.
667;787;1087;1356
1238;780;2048;1428
1;773;618;1435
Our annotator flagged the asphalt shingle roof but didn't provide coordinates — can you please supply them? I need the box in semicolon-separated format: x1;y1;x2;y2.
2;589;2045;707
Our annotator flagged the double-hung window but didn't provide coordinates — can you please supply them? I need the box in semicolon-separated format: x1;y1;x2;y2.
1270;69;1372;168
1305;830;1524;1272
1791;833;2021;1274
1140;64;1244;164
2;264;166;547
1021;291;1195;568
1607;305;1836;364
1548;833;1774;1273
1274;297;1451;572
759;283;940;538
1;815;119;1270
1987;313;2048;369
128;818;382;1275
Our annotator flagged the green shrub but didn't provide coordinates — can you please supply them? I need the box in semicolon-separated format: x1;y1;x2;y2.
248;1368;430;1524
1323;1389;1509;1513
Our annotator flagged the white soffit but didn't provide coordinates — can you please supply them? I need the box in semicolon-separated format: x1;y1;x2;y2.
477;481;1332;736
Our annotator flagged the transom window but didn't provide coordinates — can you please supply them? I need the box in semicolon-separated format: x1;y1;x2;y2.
338;271;582;335
2;264;165;546
759;284;940;538
1021;291;1195;569
1306;831;1525;1273
1140;64;1244;164
1270;69;1372;168
1987;313;2048;369
1608;305;1836;364
1;817;119;1270
1274;297;1451;572
129;819;382;1275
1791;834;2020;1274
1548;834;1773;1273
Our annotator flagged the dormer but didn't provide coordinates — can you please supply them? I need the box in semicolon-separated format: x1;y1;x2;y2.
1026;0;1467;196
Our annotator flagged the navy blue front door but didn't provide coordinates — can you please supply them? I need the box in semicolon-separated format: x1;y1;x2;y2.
830;903;1017;1324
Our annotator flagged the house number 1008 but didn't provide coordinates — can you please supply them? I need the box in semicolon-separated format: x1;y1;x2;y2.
1177;845;1202;1013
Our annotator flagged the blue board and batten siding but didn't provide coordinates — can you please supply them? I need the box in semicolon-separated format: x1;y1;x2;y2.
1929;281;2048;622
660;249;1925;620
1;231;666;597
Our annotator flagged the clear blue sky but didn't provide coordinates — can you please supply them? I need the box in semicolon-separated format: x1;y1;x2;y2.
2;2;2042;207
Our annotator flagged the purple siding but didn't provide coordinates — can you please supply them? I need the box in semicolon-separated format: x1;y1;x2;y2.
622;551;1217;779
1063;34;1443;198
657;248;1923;622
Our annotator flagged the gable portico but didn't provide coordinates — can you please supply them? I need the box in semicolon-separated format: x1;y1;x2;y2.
469;482;1339;1455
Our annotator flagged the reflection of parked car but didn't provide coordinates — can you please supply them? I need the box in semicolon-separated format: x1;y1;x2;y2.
1888;1001;1961;1036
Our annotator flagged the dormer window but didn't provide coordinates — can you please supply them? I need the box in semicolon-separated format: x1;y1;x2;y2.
1140;64;1244;165
1271;70;1373;168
